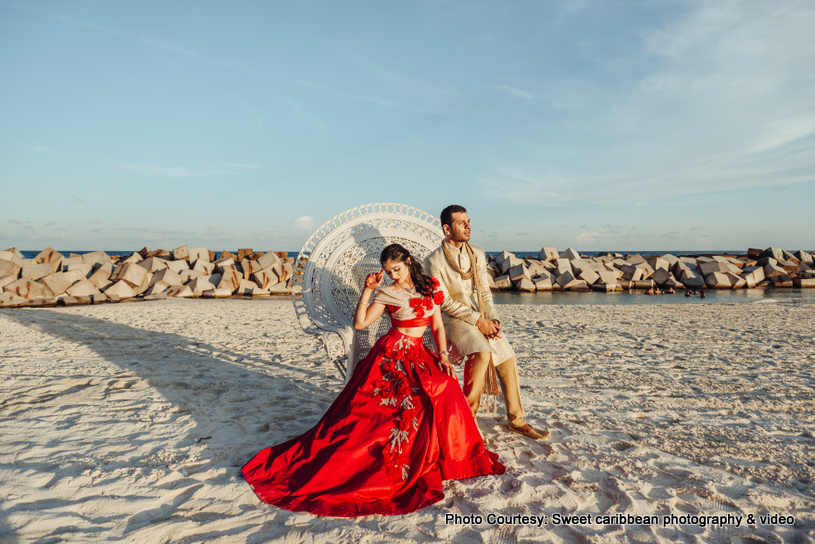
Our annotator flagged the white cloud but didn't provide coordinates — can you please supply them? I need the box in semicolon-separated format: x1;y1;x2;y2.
293;216;315;231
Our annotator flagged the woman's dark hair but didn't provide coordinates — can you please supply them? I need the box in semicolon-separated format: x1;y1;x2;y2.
380;243;433;297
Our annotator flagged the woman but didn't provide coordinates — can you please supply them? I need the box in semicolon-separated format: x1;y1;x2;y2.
242;244;504;517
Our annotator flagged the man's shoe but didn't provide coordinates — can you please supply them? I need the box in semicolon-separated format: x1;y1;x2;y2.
508;422;550;440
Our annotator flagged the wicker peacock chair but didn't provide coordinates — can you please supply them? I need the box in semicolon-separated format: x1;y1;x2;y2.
292;203;443;381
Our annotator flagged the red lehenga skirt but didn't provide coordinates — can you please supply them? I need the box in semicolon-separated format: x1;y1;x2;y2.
242;328;505;517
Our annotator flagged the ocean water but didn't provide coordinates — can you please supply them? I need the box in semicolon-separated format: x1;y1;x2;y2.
492;288;815;306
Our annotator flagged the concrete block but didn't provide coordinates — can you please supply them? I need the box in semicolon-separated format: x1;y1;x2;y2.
66;279;102;297
81;251;111;265
219;250;238;260
578;269;600;285
188;247;210;261
62;255;87;266
742;271;757;288
567;280;591;291
526;260;545;277
178;269;203;282
633;280;654;290
0;260;21;278
559;248;580;260
166;284;194;298
166;260;190;273
778;260;799;274
0;292;23;307
597;269;618;284
679;270;706;288
192;259;216;275
242;259;264;280
0;275;16;290
724;272;746;289
218;268;242;291
4;278;45;299
252;268;279;289
138;257;169;273
621;265;645;282
21;263;54;280
92;293;108;304
492;275;512;290
651;268;672;285
214;257;235;271
104;281;136;298
699;261;727;275
646;257;670;271
500;255;523;274
626;254;647;265
186;277;213;297
508;263;529;282
513;278;536;292
533;277;553;291
592;282;618;292
555;270;577;287
257;251;282;271
237;249;254;260
111;262;148;288
538;247;558;261
203;288;233;298
793;278;815;287
143;292;169;301
493;251;513;267
268;281;291;295
570;259;591;275
40;272;81;296
793;250;813;263
705;272;731;289
34;247;64;266
763;263;787;278
770;275;793;287
65;263;94;278
88;263;114;290
149;268;184;287
144;281;171;296
759;247;784;261
131;273;153;296
173;245;191;261
618;279;632;289
122;252;142;263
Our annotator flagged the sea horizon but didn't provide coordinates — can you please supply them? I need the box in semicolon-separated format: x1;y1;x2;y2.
15;248;815;261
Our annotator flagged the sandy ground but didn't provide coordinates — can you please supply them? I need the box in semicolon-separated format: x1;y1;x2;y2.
0;299;813;543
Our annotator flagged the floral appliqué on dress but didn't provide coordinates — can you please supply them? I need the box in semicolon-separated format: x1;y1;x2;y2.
372;278;445;482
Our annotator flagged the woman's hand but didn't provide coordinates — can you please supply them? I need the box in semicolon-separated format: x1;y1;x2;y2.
365;270;384;291
437;354;456;377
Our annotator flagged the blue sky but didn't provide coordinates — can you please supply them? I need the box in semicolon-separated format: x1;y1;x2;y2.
2;0;814;252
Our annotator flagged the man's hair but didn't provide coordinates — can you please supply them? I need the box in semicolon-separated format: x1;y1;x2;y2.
440;205;467;228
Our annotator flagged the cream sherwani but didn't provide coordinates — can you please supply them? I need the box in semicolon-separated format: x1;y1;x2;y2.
424;244;515;366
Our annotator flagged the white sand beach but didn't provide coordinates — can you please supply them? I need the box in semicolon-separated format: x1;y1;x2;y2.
1;299;813;543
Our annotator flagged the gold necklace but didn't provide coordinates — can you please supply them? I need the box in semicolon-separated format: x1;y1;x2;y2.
395;280;415;295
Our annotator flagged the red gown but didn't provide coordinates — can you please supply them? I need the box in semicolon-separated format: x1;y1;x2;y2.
242;285;505;517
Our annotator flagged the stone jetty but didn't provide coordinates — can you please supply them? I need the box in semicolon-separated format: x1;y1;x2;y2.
485;247;815;293
0;246;293;308
2;245;813;308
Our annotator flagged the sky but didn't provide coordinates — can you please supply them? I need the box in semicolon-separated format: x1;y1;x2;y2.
1;0;814;253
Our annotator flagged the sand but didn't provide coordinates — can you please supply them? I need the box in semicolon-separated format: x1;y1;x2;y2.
1;299;813;543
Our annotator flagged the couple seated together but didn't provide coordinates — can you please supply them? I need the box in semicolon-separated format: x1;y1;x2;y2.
242;205;548;517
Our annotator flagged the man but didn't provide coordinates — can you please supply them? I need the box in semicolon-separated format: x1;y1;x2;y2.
424;205;549;440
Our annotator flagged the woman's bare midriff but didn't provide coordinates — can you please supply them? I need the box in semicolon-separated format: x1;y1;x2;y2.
393;326;427;338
